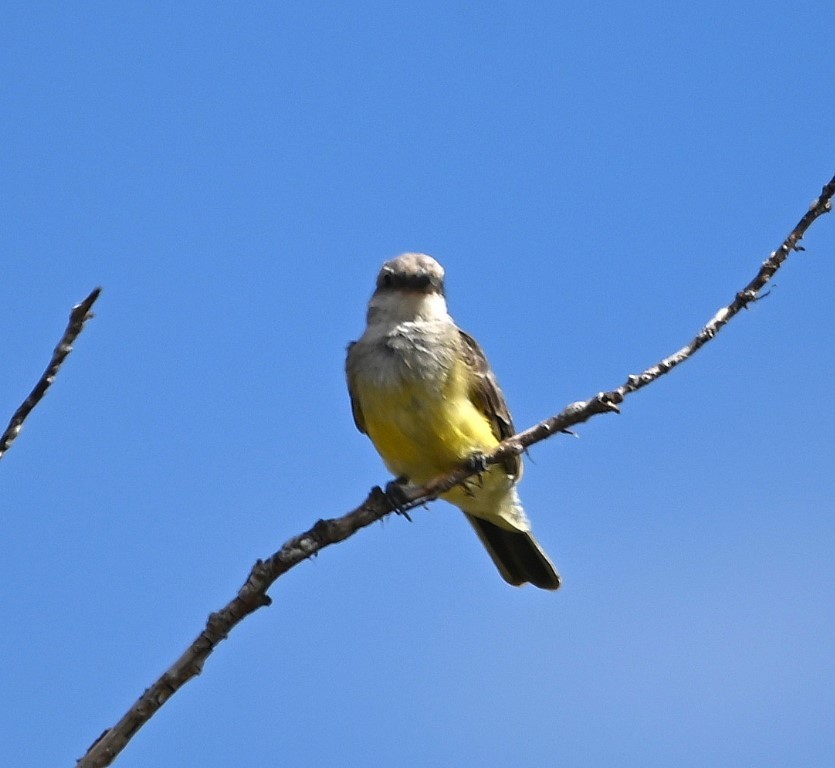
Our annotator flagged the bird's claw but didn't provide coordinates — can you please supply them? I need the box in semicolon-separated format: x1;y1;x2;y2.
464;451;489;474
459;452;489;496
383;477;413;522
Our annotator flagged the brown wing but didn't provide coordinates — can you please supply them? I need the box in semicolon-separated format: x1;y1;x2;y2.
345;342;367;435
458;329;521;478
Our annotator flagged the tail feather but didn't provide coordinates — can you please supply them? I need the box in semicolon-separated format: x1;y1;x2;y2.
465;514;561;590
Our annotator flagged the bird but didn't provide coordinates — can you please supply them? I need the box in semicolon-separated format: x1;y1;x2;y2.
345;253;560;589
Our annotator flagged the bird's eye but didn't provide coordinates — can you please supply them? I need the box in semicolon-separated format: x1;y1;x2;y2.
382;273;393;287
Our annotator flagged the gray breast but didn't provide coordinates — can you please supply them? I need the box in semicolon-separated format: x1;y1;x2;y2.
349;320;459;390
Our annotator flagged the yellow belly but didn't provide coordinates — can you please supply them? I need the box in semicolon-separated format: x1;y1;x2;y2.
360;366;498;485
357;358;524;527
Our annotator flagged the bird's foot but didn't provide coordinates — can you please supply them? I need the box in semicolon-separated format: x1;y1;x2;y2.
383;477;413;522
460;452;488;496
464;451;489;474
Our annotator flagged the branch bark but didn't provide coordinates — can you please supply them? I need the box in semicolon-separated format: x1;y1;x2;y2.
77;175;834;767
0;288;102;461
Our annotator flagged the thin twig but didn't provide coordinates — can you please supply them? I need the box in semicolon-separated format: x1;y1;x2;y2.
0;288;102;461
77;174;834;768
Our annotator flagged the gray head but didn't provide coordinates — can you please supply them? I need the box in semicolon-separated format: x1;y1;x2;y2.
375;253;446;296
365;253;450;326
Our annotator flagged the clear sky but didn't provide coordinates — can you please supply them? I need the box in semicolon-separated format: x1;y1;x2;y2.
3;3;834;767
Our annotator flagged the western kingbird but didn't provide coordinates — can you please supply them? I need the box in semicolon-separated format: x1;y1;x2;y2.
346;253;560;590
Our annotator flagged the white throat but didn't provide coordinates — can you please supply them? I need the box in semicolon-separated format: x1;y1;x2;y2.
366;290;450;328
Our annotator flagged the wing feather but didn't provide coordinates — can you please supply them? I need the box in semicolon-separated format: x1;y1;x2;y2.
345;342;367;434
458;330;521;478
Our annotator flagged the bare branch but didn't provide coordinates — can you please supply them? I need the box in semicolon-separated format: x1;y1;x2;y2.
77;174;834;767
0;288;102;461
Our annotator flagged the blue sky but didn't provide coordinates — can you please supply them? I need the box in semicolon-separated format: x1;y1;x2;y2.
2;3;834;766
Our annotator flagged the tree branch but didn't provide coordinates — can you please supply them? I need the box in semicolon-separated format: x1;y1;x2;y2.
77;174;834;767
0;288;102;461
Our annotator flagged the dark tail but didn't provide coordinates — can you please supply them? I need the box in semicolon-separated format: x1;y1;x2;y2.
465;514;561;590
